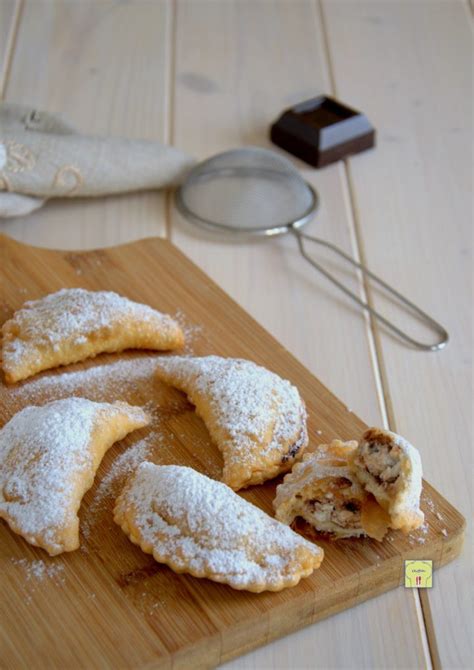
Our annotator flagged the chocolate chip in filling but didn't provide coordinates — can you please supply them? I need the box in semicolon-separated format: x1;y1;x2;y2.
281;441;302;463
281;425;307;463
306;478;362;530
359;439;402;488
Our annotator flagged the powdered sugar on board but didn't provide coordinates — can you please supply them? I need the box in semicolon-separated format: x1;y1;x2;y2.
173;309;206;353
2;356;162;408
82;432;163;540
11;557;65;583
10;557;66;604
115;463;323;591
408;522;429;545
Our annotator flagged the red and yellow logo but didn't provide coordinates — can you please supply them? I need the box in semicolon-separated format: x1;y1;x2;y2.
404;560;433;588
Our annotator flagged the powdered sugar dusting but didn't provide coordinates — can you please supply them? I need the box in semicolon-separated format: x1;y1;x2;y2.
83;432;161;538
6;288;172;354
94;435;155;502
424;495;436;513
173;310;205;353
0;398;147;554
0;354;193;545
11;557;65;583
2;356;166;410
408;522;429;545
10;557;66;603
154;356;307;467
1;288;182;380
115;463;322;590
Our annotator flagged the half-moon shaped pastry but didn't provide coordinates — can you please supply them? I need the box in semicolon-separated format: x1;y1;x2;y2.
114;462;323;592
0;397;149;555
353;427;424;533
1;288;184;383
274;440;390;541
154;355;308;490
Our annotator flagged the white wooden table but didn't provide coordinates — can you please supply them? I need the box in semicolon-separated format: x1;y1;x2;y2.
0;1;471;668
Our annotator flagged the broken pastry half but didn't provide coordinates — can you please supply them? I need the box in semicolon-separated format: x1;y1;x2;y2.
154;355;308;490
114;462;323;592
1;288;184;383
274;440;390;541
353;427;424;533
0;397;149;555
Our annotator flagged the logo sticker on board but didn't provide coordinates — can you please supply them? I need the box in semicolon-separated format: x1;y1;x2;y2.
404;560;433;588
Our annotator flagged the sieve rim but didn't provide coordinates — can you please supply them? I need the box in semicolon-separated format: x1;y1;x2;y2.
175;167;319;237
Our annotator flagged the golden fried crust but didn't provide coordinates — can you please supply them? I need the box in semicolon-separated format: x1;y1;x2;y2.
153;356;308;490
114;463;323;592
0;398;150;555
354;427;424;533
274;440;390;541
1;288;184;383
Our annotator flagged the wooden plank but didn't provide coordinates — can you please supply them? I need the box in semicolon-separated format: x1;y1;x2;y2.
0;0;20;97
0;234;464;669
170;1;430;667
321;1;472;667
1;0;171;249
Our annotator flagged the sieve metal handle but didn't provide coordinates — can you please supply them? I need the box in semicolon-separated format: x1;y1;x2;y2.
291;228;449;351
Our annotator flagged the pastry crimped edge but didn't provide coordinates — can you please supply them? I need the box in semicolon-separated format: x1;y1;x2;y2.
114;463;323;592
114;511;320;592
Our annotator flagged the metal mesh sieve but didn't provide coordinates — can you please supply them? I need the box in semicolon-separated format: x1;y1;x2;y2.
174;146;448;351
175;146;318;235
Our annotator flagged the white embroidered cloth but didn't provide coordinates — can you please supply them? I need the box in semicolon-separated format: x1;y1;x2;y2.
0;103;195;217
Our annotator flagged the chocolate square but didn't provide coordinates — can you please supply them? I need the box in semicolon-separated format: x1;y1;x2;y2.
270;96;375;168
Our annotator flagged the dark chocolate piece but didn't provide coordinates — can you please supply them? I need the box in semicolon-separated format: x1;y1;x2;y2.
270;96;375;168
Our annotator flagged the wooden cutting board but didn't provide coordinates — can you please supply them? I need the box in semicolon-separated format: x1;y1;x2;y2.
0;234;465;670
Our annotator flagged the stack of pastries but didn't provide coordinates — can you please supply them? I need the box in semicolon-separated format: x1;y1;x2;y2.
0;289;424;592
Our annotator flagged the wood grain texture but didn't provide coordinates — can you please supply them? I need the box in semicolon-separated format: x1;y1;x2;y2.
321;1;472;667
1;0;171;248
0;234;465;669
1;0;469;666
171;1;429;667
171;0;384;449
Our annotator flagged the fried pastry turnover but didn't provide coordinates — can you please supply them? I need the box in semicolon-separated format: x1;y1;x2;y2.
154;355;308;490
1;288;184;383
274;440;390;541
0;397;149;555
353;427;424;533
114;462;323;592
